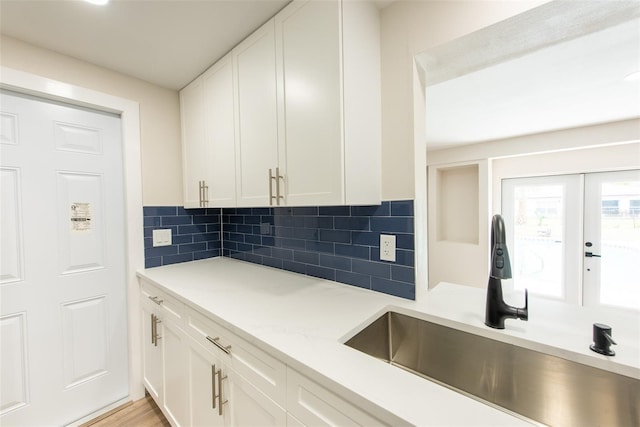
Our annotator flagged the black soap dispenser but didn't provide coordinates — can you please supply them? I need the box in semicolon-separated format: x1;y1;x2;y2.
589;323;616;356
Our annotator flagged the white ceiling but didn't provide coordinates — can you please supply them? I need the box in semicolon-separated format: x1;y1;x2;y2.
0;0;292;90
424;4;640;150
0;0;394;90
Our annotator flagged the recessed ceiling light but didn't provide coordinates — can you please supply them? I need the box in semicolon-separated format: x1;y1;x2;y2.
84;0;109;5
624;71;640;81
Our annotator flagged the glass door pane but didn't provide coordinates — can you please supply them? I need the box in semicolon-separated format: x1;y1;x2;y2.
584;170;640;310
502;175;581;303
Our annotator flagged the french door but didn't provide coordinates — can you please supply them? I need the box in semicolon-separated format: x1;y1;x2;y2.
502;169;639;310
1;90;129;425
583;170;640;309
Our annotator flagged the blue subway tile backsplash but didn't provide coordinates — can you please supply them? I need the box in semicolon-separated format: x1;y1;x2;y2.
221;200;415;300
143;206;221;268
142;200;415;300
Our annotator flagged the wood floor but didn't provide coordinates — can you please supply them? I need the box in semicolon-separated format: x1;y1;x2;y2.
81;394;170;427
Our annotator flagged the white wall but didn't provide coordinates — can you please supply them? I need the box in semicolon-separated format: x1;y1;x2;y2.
0;35;183;206
428;119;640;166
379;0;549;200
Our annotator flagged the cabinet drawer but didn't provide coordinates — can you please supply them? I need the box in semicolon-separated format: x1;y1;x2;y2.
185;305;287;407
286;368;386;426
140;279;184;326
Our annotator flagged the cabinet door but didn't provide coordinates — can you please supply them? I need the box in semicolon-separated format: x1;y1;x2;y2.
141;302;162;402
234;20;279;207
181;77;209;208
188;336;285;427
224;367;286;427
162;319;189;427
276;0;344;206
287;368;385;426
188;339;224;427
203;54;237;207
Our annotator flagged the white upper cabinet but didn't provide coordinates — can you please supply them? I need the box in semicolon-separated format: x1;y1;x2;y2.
181;53;236;208
180;0;381;208
233;20;279;207
276;0;381;206
181;77;208;209
275;0;344;206
204;54;237;207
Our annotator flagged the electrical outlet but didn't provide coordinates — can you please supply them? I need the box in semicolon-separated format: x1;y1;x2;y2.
152;229;172;247
380;234;396;262
260;222;271;235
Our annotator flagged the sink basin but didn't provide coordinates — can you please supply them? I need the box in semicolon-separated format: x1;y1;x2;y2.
345;311;640;426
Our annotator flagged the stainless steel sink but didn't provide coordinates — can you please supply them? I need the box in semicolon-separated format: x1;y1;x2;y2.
345;311;640;426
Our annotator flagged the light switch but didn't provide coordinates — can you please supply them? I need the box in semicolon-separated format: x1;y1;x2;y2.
152;229;172;247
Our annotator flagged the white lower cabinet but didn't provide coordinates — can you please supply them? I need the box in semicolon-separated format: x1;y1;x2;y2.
141;298;162;402
140;279;384;426
187;336;286;427
162;319;189;426
187;338;224;427
286;368;385;426
225;366;287;426
141;282;189;427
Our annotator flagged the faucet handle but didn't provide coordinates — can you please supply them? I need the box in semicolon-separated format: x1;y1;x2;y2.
517;288;528;321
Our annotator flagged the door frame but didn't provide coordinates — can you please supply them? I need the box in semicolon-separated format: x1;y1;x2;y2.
0;67;145;409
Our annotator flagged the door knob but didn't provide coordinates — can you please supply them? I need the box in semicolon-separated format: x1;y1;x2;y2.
584;242;601;258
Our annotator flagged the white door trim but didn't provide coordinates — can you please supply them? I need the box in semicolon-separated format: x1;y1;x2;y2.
0;66;145;404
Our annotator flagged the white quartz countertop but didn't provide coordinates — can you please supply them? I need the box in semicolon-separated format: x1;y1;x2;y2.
137;257;639;426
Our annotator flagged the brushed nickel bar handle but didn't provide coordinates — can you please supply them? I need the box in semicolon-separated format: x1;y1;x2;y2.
206;335;232;355
148;296;163;306
151;313;156;345
217;368;228;416
198;180;203;207
152;313;158;346
269;169;276;206
275;167;283;206
202;180;209;207
153;316;161;347
211;364;216;409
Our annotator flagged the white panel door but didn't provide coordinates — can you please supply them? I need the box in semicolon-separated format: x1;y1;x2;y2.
0;90;128;425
